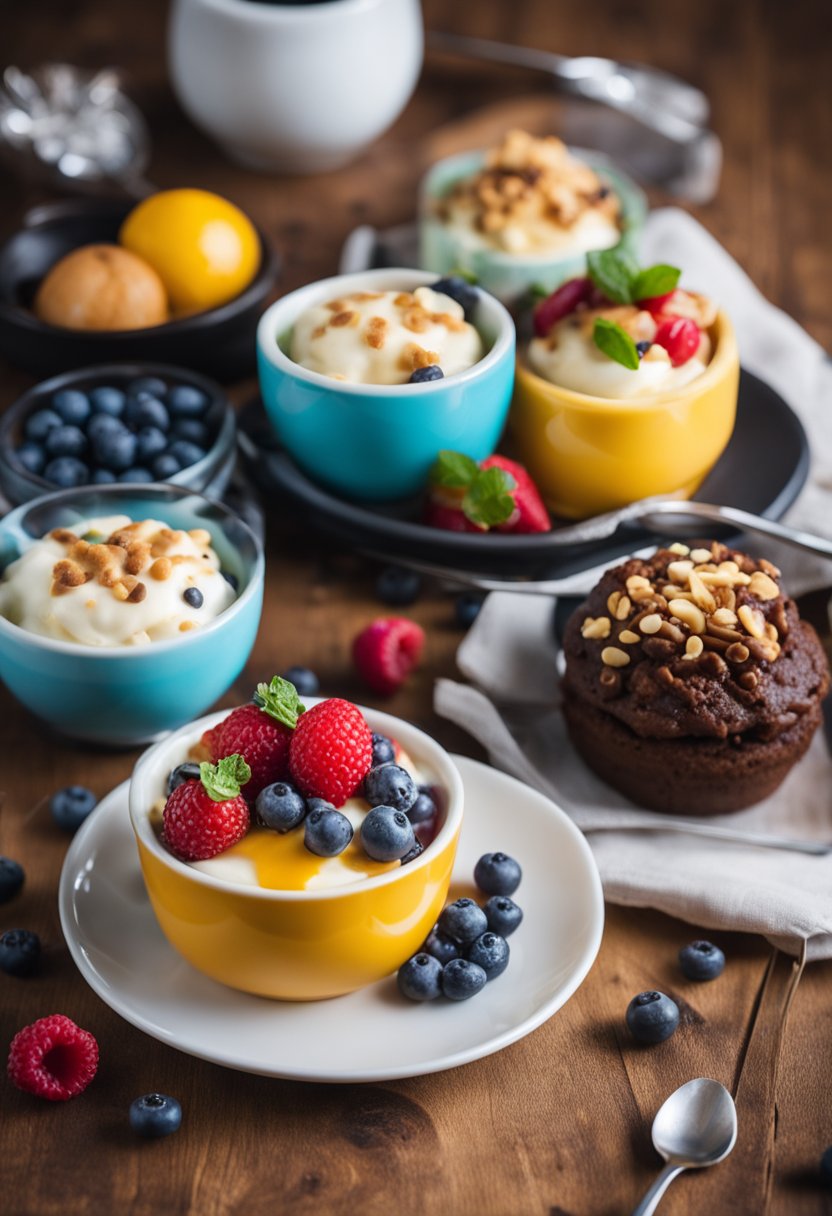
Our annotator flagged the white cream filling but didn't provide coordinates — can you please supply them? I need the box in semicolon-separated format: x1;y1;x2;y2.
441;205;621;258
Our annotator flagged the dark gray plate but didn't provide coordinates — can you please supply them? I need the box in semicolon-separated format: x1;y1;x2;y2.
238;368;809;577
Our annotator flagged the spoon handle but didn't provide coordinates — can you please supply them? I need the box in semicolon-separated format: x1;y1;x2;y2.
631;1163;686;1216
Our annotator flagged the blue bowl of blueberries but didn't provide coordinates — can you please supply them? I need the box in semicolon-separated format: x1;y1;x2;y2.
0;363;236;507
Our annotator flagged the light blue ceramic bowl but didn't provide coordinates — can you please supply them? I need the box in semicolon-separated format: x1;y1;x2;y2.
256;268;515;503
0;484;264;745
419;148;647;304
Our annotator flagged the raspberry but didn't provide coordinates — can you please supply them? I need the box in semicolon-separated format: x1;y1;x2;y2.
653;316;702;367
352;618;425;696
8;1014;98;1101
163;755;251;861
289;699;372;806
202;676;306;799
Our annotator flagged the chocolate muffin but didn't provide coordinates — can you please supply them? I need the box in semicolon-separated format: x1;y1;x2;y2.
562;542;829;815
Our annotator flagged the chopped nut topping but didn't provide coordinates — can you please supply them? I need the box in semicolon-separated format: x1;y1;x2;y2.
126;582;147;604
667;560;694;583
749;571;780;600
150;557;172;581
739;670;759;689
365;316;388;349
711;607;738;626
618;629;640;644
738;604;766;639
668;598;707;634
639;613;663;635
725;641;750;663
683;636;704;660
688;569;717;613
690;548;713;563
667;542;690;555
330;310;359;328
581;616;611;640
601;646;630;668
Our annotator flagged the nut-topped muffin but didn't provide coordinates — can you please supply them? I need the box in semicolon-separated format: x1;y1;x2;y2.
562;543;829;814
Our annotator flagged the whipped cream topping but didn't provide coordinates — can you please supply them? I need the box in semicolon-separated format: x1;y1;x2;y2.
289;287;483;384
438;129;622;257
0;515;235;646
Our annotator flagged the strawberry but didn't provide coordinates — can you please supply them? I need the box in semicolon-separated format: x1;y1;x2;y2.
289;699;373;807
201;677;305;798
653;317;702;367
424;450;551;535
353;618;425;696
163;754;251;861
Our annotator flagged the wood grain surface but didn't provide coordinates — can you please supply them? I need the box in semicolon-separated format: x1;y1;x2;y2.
2;2;832;1214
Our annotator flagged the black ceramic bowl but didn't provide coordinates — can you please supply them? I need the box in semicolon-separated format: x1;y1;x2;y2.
0;362;237;507
0;199;279;381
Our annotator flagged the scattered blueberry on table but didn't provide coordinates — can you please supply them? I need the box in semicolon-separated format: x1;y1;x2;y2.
626;991;680;1044
376;565;422;606
0;928;41;977
279;666;319;697
49;786;97;833
454;593;485;629
0;857;25;904
483;895;523;938
473;851;522;897
129;1093;183;1139
15;375;214;488
467;931;510;979
438;898;489;945
423;929;460;966
398;952;444;1001
442;957;488;1001
679;940;726;982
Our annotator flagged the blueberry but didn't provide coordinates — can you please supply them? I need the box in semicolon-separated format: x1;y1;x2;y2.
167;440;206;469
135;426;169;463
679;940;725;982
183;587;204;609
49;785;97;832
129;1093;182;1139
466;931;509;980
636;340;652;358
44;424;87;459
363;764;417;813
172;418;210;446
88;386;126;416
128;376;168;399
423;929;459;966
166;762;201;795
223;571;239;592
822;1146;832;1189
407;789;436;826
16;442;46;475
376;565;422;605
125;395;170;432
409;365;444;384
442;957;487;1001
483;895;523;938
305;797;336;816
400;838;424;865
119;467;154;483
0;857;24;904
91;468;117;484
167;385;210;417
397;952;443;1001
474;852;522;897
91;425;137;472
454;592;485;629
304;807;353;857
52;389;90;426
360;805;415;861
626;991;680;1044
438;898;488;945
0;929;41;977
432;275;479;321
86;412;124;443
24;408;62;442
371;733;396;767
152;452;182;479
257;783;307;832
279;666;319;697
43;456;89;488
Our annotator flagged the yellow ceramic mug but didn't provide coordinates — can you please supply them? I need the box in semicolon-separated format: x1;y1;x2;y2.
129;704;463;1001
510;311;740;519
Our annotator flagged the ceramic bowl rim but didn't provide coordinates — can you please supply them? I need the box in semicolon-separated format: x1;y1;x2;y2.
192;0;391;21
128;700;465;903
256;267;515;397
0;482;264;659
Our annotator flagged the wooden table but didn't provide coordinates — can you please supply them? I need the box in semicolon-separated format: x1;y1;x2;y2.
3;2;832;1213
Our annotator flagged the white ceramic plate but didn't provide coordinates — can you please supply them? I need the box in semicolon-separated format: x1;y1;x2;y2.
58;755;604;1082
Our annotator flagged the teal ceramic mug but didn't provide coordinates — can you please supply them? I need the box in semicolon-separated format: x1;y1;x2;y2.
256;268;516;503
0;484;264;745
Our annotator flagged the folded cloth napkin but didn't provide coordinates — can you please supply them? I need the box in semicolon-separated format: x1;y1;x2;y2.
434;209;832;960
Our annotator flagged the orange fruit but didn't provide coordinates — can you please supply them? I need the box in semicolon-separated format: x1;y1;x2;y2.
34;244;169;331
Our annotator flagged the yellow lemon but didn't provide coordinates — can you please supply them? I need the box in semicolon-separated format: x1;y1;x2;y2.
120;188;260;315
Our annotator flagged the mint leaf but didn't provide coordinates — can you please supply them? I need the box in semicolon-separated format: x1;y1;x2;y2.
593;318;640;370
632;264;681;301
450;266;479;284
586;246;638;304
253;676;305;730
200;754;251;801
462;467;517;528
430;450;480;489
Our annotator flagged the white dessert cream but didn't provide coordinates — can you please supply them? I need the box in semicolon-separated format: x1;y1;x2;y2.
289;287;483;384
0;515;235;646
437;129;622;257
528;304;712;399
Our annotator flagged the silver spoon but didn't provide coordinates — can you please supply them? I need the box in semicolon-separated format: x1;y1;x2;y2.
632;1078;737;1216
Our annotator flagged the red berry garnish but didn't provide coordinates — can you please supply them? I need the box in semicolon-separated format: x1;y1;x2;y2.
653;316;702;367
8;1014;98;1101
289;698;373;806
533;277;592;337
353;618;426;696
202;677;304;799
638;290;677;316
480;455;551;534
163;755;251;861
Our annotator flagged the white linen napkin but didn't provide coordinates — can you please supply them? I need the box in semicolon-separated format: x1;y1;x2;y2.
435;209;832;959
